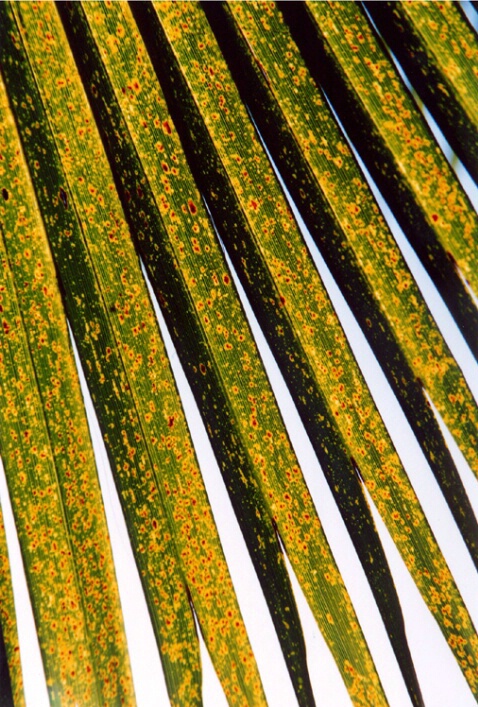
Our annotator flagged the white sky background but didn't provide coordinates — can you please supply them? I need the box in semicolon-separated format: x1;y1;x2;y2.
1;4;478;706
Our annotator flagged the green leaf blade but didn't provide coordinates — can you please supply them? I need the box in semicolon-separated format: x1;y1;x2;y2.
0;68;135;704
134;0;478;700
365;1;478;184
0;1;476;704
202;0;478;568
136;1;427;703
60;2;392;704
292;0;478;359
0;503;24;707
1;2;268;704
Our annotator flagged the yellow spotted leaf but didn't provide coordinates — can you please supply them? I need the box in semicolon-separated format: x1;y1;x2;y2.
0;70;134;705
292;0;478;359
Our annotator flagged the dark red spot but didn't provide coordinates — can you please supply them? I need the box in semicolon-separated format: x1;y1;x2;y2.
163;120;172;135
431;213;439;222
188;200;197;215
199;363;206;375
279;295;286;306
137;186;144;199
168;416;175;428
161;162;169;172
223;274;230;285
250;199;258;210
2;188;8;201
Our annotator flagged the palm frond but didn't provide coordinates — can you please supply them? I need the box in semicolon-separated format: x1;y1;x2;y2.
0;1;476;705
0;64;134;704
365;1;478;183
283;1;478;359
